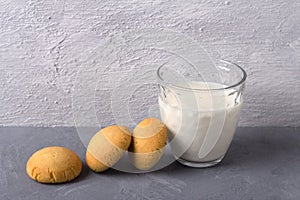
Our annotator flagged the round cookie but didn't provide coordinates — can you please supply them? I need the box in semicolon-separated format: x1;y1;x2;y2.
129;118;167;170
86;125;131;172
26;146;82;183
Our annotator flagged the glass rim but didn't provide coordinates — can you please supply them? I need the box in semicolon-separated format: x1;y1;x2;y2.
156;59;247;91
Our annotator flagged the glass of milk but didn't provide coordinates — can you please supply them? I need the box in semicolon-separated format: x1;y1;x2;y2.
157;59;246;167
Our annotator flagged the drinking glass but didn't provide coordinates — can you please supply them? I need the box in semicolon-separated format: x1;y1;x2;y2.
157;59;246;167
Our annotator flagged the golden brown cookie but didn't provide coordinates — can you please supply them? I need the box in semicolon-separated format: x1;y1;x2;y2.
129;118;167;170
26;146;82;183
86;125;131;172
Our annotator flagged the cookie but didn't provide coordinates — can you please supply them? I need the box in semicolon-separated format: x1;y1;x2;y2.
129;118;167;170
26;146;82;183
86;125;131;172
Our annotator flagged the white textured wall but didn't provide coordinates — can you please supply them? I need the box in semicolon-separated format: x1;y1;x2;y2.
0;0;299;127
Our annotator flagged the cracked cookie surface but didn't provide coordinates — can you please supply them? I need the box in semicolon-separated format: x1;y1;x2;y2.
26;146;82;183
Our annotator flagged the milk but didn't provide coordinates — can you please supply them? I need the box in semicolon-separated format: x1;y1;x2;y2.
158;82;242;163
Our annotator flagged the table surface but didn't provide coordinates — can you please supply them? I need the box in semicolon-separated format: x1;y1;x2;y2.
0;127;299;200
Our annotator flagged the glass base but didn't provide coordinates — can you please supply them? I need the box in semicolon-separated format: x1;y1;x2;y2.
176;155;224;168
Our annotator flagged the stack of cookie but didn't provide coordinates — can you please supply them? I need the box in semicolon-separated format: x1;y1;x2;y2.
26;118;167;184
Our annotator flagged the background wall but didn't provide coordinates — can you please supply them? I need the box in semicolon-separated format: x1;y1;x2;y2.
0;0;299;127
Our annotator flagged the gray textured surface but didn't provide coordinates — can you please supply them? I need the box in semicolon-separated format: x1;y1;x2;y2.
0;127;299;200
0;0;300;127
